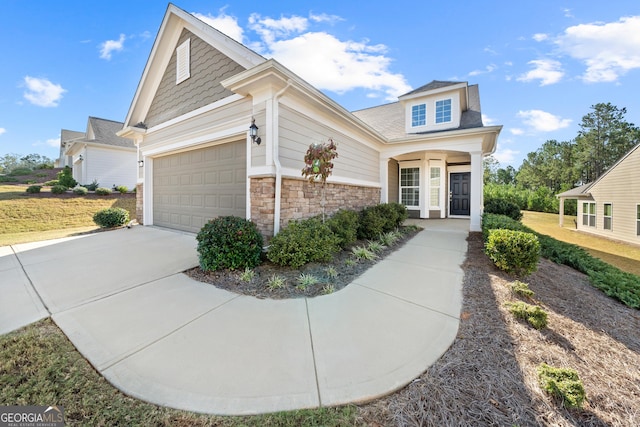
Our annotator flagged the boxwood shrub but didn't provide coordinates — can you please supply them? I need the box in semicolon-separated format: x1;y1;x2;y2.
114;185;128;194
95;187;112;196
51;185;68;194
93;207;130;228
267;217;340;268
196;216;263;271
325;209;359;249
26;185;42;194
485;229;540;277
357;203;404;240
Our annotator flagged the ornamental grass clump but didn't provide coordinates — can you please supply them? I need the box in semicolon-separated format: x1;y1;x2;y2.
196;216;263;271
537;363;586;409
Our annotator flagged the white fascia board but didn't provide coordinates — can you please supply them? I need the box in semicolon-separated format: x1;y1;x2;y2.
141;124;247;157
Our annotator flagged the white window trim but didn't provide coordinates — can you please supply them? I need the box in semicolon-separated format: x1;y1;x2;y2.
603;202;613;231
429;166;442;210
399;165;421;209
582;201;596;228
435;97;452;124
410;103;427;128
636;203;640;236
176;38;191;85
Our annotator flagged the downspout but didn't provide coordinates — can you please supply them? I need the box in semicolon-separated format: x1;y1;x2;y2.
272;81;293;235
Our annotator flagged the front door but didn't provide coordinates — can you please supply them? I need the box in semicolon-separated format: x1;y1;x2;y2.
450;172;470;216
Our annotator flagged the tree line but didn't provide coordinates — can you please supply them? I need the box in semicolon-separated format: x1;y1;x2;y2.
484;103;640;214
0;153;55;174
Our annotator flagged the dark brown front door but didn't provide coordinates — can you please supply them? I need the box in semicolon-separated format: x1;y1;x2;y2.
450;172;470;216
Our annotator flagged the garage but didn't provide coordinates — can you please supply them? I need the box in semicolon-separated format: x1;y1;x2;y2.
152;140;246;233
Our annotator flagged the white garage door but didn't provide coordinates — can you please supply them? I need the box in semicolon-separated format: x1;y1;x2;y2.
153;141;246;233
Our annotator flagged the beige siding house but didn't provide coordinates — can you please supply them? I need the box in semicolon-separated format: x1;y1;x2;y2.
62;117;137;189
557;143;640;246
119;4;501;237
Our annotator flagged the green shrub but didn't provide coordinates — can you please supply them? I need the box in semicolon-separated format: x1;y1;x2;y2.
56;166;77;188
73;186;88;195
51;185;68;194
326;209;359;249
93;207;130;228
358;204;400;240
510;280;534;298
484;198;523;220
537;363;586;409
388;202;409;227
196;216;263;271
43;179;59;186
505;301;548;329
114;185;128;194
84;179;99;191
483;214;640;309
26;185;42;194
267;218;340;268
0;176;18;183
485;229;540;277
95;187;112;196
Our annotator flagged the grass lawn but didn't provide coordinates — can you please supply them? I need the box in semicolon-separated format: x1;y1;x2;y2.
522;210;640;276
0;185;136;246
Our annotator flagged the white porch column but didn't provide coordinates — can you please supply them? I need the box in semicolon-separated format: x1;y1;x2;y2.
470;151;483;231
559;198;565;227
379;157;389;203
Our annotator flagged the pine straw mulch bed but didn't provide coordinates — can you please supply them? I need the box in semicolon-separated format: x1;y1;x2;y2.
185;226;420;299
356;232;640;426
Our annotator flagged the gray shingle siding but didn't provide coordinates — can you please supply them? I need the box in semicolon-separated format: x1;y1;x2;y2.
144;29;246;128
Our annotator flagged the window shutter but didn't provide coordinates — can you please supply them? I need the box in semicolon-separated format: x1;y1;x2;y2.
176;38;190;84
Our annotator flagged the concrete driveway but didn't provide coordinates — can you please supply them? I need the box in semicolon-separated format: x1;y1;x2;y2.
0;221;468;415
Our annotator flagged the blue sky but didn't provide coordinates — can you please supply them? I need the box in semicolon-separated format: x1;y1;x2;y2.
1;1;639;168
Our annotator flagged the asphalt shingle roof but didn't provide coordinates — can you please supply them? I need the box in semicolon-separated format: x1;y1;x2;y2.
87;117;135;148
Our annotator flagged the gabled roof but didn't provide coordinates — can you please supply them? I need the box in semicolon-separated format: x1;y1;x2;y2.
87;117;135;148
61;129;84;143
557;143;640;199
122;3;265;128
400;80;465;98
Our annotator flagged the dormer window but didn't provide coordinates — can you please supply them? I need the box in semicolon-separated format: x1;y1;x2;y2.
176;38;191;84
411;104;426;127
435;99;452;123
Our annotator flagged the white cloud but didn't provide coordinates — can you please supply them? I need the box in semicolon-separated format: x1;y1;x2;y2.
46;137;60;148
23;76;66;107
517;109;572;132
493;148;519;165
99;34;126;60
469;64;497;76
309;13;343;24
517;59;564;86
533;33;549;42
564;8;574;18
0;127;5;136
510;128;524;135
482;114;496;126
555;16;640;83
245;13;410;100
193;12;245;43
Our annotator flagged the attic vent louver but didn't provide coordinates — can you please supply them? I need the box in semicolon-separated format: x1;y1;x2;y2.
176;38;190;84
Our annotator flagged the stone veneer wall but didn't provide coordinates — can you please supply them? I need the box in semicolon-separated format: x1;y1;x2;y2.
136;183;144;225
250;176;380;239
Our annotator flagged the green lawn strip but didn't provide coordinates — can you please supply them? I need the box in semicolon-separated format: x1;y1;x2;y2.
0;185;135;245
482;213;640;309
0;319;359;426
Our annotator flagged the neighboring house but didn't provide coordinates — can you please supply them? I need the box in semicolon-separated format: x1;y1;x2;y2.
62;117;137;189
118;4;501;237
56;129;85;168
557;143;640;246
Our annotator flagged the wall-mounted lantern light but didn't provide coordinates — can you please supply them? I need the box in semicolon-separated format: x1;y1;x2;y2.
249;118;261;145
138;159;144;167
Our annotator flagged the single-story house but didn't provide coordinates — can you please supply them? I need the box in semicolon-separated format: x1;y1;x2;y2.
557;143;640;246
62;117;137;190
118;4;501;237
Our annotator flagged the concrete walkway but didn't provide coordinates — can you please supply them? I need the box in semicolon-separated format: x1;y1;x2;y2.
0;220;468;415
